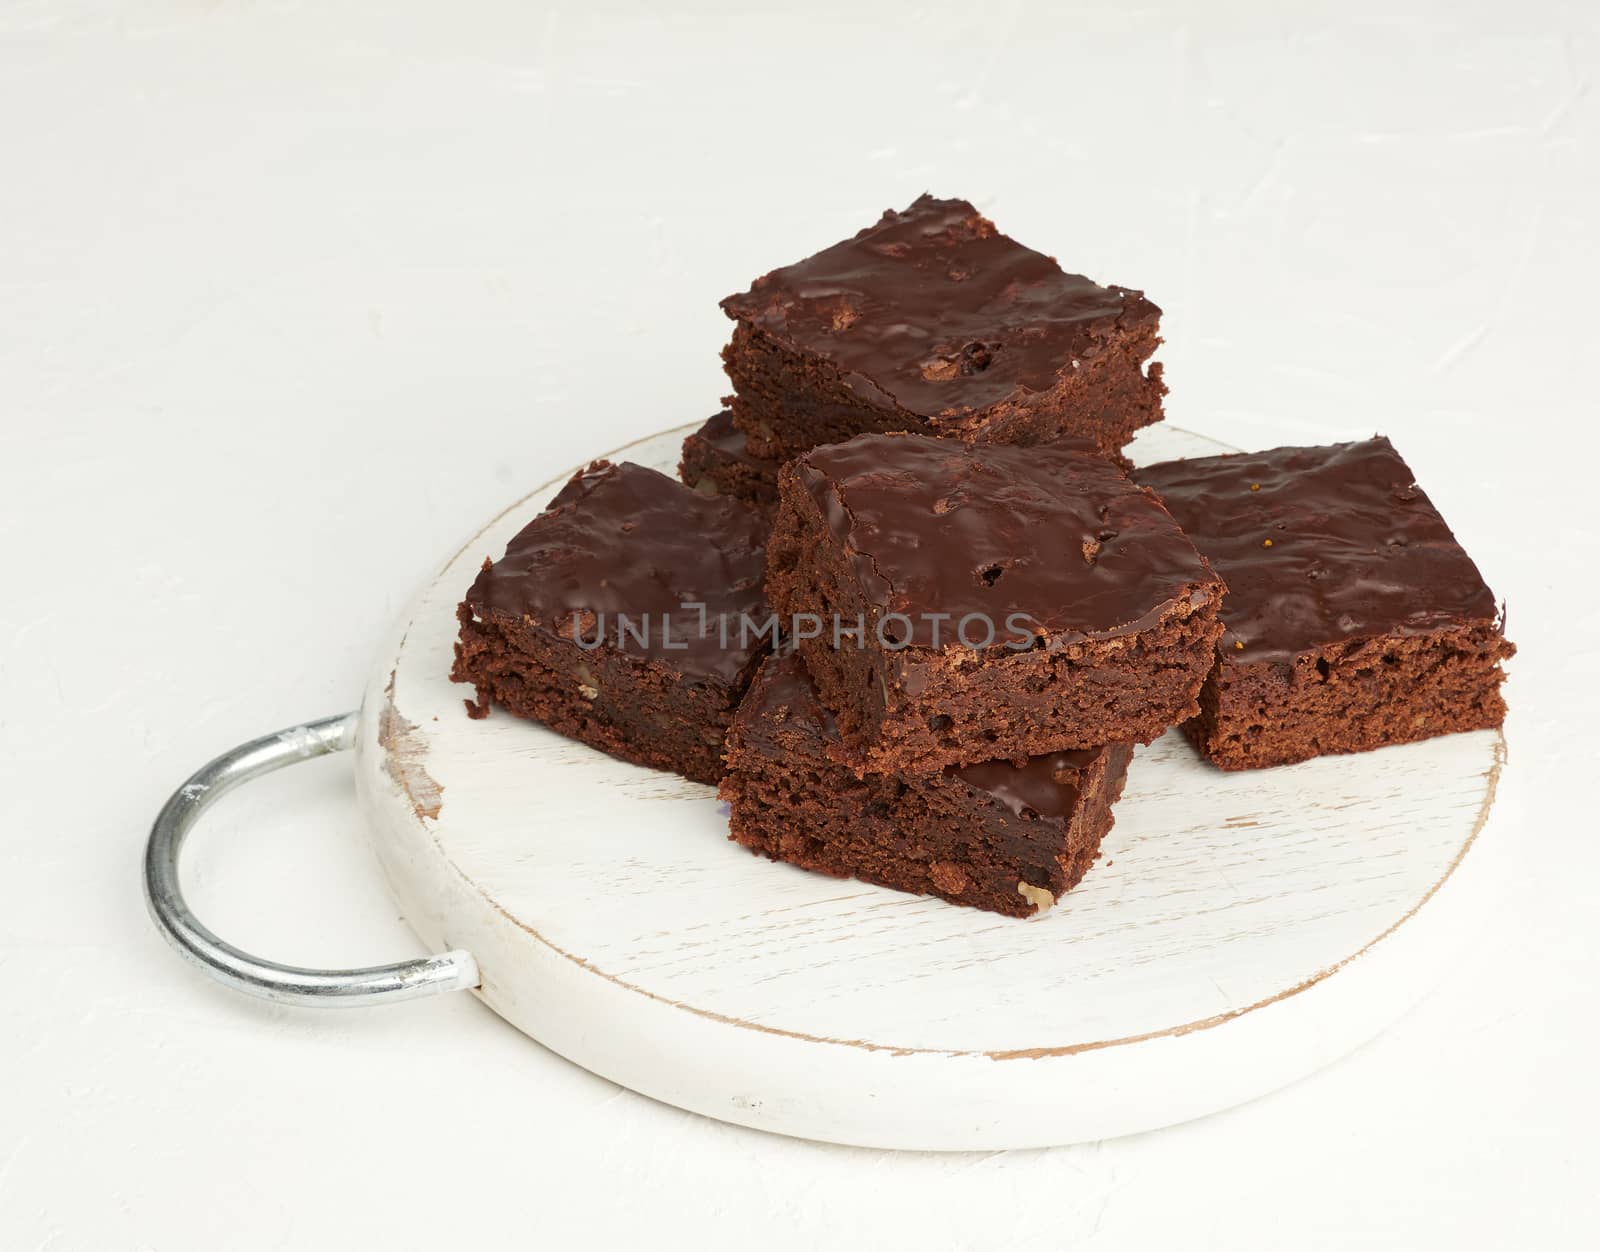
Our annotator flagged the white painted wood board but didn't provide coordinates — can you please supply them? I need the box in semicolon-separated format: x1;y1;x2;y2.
354;421;1503;1150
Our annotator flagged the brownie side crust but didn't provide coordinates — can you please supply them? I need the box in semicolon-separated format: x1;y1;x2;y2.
1139;437;1515;770
451;460;771;784
721;194;1165;461
765;433;1225;774
676;410;780;508
720;654;1133;917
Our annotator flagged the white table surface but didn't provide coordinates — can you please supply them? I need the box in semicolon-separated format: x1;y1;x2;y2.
2;1;1596;1247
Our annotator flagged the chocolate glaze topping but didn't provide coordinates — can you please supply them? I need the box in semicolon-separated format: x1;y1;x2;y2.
793;433;1220;649
954;744;1133;823
721;194;1159;419
1139;437;1502;663
745;653;1129;822
696;410;777;472
736;651;840;735
464;460;769;685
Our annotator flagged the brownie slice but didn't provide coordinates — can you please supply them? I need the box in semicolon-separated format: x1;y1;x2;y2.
451;460;770;784
765;433;1225;774
721;194;1165;463
676;410;780;508
721;653;1132;917
1139;437;1515;771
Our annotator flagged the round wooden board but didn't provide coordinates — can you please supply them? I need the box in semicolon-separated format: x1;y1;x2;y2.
354;421;1504;1151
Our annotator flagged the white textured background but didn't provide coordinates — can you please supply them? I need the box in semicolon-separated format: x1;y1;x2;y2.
2;1;1596;1248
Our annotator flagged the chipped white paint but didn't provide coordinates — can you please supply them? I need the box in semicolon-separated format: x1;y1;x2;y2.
353;421;1503;1150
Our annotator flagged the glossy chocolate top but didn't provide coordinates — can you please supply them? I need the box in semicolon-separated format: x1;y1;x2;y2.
1139;437;1501;663
735;651;833;735
692;411;776;473
741;653;1128;822
464;460;769;685
954;743;1132;822
791;433;1221;650
721;194;1158;419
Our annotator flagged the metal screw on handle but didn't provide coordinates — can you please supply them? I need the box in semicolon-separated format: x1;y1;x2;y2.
144;711;480;1006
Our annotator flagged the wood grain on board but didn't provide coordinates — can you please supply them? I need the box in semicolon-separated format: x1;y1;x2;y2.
352;422;1503;1148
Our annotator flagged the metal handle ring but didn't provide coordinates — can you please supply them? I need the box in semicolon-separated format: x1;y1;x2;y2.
144;711;480;1006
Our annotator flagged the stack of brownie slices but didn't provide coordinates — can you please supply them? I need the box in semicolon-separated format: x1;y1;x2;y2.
453;194;1515;919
